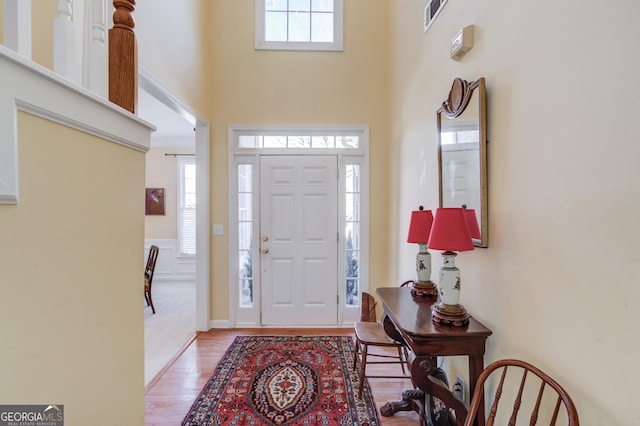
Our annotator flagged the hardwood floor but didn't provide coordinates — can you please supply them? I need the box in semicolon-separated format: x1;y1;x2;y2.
144;328;422;425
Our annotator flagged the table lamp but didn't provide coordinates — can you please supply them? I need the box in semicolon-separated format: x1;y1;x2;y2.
406;206;438;300
427;207;474;326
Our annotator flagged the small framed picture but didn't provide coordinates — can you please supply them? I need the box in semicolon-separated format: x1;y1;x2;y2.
145;188;165;215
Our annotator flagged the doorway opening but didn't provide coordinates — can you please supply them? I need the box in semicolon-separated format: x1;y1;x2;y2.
229;126;369;327
138;69;210;386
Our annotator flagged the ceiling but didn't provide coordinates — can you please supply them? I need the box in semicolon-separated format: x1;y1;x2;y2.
138;88;195;147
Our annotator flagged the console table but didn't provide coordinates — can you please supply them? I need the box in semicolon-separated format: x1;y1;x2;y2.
376;287;492;426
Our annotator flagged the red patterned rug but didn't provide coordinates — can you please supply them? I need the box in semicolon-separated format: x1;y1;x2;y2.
182;335;380;425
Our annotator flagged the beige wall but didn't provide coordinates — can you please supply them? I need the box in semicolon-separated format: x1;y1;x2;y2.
5;0;639;423
31;0;56;70
135;0;212;115
390;0;640;424
0;113;145;424
136;0;392;321
144;147;194;239
206;0;392;320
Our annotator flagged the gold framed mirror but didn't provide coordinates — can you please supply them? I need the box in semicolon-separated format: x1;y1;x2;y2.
437;77;488;247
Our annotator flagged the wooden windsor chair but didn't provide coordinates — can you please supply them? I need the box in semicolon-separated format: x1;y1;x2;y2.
462;359;580;426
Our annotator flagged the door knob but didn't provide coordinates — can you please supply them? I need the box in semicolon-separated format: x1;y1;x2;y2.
262;247;269;254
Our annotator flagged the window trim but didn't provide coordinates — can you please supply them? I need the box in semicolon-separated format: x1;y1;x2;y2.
255;0;344;52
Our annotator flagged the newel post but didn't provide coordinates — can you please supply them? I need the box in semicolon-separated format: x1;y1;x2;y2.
109;0;137;113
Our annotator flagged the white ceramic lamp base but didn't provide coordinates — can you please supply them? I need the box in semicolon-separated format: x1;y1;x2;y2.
432;251;470;326
412;244;438;301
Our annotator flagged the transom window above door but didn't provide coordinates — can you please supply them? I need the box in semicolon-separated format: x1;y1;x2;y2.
255;0;344;51
239;134;358;149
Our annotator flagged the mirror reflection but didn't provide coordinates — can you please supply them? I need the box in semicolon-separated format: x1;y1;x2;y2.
437;78;488;247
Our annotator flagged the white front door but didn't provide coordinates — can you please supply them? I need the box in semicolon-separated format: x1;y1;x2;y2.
260;155;338;325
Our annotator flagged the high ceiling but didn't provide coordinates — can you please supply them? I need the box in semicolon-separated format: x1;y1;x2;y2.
138;88;194;147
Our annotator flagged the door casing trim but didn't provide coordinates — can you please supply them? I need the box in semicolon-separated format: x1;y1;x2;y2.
228;125;369;327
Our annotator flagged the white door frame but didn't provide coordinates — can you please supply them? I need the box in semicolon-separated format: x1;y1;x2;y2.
228;125;369;328
139;68;211;332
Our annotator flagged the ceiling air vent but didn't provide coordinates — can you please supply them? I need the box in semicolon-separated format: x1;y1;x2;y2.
424;0;448;33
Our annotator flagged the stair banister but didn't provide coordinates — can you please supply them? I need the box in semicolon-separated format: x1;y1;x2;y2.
1;0;138;111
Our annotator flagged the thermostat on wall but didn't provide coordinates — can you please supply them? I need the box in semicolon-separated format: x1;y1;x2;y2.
450;25;474;61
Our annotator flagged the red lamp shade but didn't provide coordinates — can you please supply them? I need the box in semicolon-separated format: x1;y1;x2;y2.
464;208;481;240
407;209;434;244
427;208;474;251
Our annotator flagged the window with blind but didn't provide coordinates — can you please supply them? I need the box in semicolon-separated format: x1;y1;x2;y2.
177;156;196;256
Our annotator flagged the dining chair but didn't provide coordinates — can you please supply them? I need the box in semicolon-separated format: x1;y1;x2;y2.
144;245;159;314
353;291;410;398
463;359;580;426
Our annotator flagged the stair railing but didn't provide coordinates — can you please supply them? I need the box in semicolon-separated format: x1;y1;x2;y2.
2;0;136;112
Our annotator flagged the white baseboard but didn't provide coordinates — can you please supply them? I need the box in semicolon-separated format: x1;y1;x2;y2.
208;320;232;329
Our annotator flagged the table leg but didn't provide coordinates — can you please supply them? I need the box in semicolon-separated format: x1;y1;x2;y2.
378;325;434;420
380;353;468;425
411;355;468;425
379;388;425;418
468;356;485;426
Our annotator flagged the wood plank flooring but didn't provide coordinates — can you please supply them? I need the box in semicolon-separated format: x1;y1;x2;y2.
144;328;422;425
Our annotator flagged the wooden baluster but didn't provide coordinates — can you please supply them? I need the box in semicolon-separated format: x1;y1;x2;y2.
109;0;137;113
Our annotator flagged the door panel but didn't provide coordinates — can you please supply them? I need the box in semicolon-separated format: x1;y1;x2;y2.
260;156;338;325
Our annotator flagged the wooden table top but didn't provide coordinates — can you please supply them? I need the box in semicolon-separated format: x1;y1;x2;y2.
376;287;492;339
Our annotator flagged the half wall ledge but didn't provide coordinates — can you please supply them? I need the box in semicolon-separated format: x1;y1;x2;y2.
0;44;155;204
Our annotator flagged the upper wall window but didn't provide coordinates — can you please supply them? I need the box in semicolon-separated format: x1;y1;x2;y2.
255;0;344;51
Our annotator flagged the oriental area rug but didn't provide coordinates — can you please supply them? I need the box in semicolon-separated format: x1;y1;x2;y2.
182;335;380;426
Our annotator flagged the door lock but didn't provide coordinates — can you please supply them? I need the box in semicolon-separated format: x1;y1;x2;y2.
262;235;269;242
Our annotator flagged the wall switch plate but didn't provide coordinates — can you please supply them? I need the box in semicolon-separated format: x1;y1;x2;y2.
213;224;224;235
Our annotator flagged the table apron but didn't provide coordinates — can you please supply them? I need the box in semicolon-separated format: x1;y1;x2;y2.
405;337;488;357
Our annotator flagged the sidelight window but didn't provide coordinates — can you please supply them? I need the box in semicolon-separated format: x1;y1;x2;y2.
238;164;254;307
177;156;196;256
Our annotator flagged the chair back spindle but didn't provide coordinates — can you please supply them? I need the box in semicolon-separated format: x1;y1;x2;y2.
465;359;579;426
